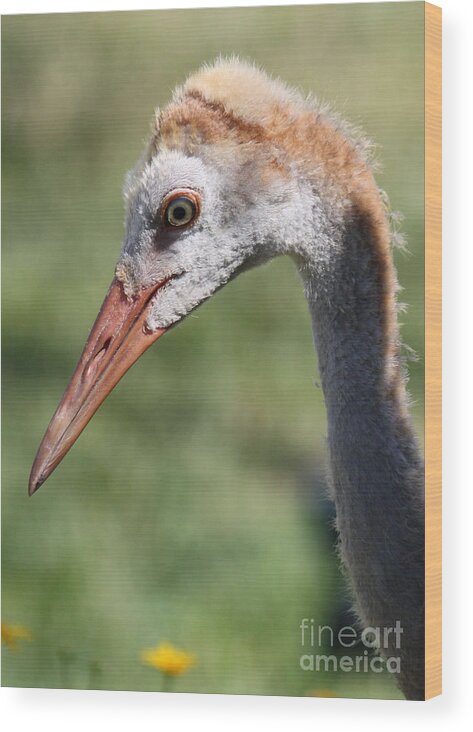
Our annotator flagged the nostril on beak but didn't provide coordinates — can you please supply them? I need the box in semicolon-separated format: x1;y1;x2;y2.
96;337;112;358
84;337;112;381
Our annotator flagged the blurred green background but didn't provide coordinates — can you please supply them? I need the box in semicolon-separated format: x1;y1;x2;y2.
2;3;424;698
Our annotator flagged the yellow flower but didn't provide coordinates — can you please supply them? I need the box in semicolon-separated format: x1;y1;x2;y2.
307;688;337;698
1;623;32;651
141;642;196;676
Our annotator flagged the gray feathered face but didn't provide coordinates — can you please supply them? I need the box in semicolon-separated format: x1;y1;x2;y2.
118;147;293;330
28;143;302;494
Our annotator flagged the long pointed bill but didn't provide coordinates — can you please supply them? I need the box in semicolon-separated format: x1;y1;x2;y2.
29;276;168;495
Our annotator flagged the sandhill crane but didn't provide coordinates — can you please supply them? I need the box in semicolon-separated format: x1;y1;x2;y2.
29;60;425;700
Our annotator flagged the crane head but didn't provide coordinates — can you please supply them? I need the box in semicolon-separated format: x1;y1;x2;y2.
28;59;315;495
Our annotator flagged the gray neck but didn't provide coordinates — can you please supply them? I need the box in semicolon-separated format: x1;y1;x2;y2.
297;214;425;699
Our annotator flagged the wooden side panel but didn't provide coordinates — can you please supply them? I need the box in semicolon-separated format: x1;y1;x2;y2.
424;0;442;701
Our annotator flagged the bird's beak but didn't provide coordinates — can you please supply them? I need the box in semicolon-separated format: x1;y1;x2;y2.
28;276;168;495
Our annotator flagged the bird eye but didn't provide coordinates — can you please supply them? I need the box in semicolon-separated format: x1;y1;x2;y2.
163;193;199;228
